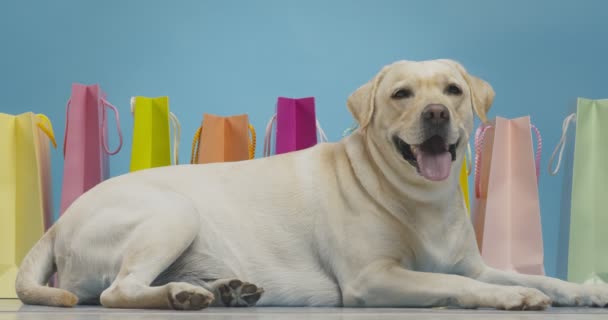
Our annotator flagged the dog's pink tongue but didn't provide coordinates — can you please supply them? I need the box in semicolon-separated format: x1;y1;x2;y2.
416;151;452;181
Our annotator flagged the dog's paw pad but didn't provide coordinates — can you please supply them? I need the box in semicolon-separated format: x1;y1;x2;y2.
218;279;264;307
169;287;214;310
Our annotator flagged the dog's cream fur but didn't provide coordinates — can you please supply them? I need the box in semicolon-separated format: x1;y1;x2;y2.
16;59;608;310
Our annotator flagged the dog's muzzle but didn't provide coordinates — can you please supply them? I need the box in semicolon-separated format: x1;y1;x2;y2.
393;104;460;181
393;104;459;181
393;135;458;181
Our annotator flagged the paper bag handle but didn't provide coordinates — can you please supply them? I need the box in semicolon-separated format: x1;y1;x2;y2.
190;126;202;164
316;120;328;143
36;114;57;148
248;124;256;160
263;114;277;157
62;99;71;158
100;97;123;155
531;124;542;181
474;123;542;198
474;124;493;198
190;123;256;164
548;113;576;176
169;112;181;165
63;97;123;158
465;142;472;176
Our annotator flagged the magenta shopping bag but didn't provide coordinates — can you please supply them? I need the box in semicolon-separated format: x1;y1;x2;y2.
60;83;123;214
263;97;327;156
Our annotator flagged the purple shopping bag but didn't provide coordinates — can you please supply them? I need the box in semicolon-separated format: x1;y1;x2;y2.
263;97;327;156
60;83;123;214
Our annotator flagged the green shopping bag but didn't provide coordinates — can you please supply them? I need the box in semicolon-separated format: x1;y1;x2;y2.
549;98;608;284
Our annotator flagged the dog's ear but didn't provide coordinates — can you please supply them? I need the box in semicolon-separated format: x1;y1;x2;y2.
465;73;495;123
438;59;495;123
347;81;373;128
347;65;390;129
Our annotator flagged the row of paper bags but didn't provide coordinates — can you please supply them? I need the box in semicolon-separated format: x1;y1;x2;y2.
0;84;326;297
469;99;606;285
0;81;605;297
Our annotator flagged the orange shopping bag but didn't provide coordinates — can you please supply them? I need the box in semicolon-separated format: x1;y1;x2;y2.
191;114;256;164
472;116;545;275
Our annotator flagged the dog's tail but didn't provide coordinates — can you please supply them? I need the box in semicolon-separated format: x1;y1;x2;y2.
15;227;78;307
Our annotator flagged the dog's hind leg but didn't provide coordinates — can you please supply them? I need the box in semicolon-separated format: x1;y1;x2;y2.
99;194;214;310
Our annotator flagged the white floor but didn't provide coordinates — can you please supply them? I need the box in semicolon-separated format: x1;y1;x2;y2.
2;299;608;320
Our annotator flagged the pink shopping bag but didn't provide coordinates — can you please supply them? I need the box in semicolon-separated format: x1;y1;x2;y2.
60;83;123;214
264;97;327;156
472;116;545;275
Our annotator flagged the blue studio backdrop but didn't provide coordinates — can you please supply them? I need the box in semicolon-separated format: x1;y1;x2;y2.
1;0;608;278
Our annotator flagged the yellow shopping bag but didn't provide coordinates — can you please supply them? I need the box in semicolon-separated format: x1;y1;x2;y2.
129;96;181;172
459;142;473;215
460;154;471;214
0;112;56;298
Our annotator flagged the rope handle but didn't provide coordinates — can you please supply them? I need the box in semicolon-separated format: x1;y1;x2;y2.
190;126;202;164
548;113;576;176
130;97;136;114
531;124;542;181
474;124;493;198
190;123;256;164
100;97;123;155
131;97;181;165
248;124;256;159
465;142;472;176
263;114;277;157
63;96;123;158
62;99;71;158
36;114;57;148
474;122;542;198
317;119;328;143
169;112;181;165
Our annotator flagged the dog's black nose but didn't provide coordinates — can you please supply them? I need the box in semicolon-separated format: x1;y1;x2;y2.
422;104;450;126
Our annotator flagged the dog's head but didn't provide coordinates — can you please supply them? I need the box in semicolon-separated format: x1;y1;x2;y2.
348;59;494;182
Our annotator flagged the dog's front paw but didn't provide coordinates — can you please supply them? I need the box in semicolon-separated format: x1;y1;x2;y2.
494;286;552;310
167;282;215;310
465;286;551;310
551;284;608;307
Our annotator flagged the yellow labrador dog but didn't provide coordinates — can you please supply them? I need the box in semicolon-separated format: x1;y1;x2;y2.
16;59;608;310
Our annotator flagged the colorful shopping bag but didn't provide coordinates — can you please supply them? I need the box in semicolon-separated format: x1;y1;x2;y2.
460;155;471;214
549;98;608;284
129;96;181;172
60;83;123;213
0;112;56;298
264;97;328;156
472;116;545;275
191;114;256;164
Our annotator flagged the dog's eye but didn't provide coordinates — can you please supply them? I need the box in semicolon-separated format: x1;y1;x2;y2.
445;84;463;96
392;88;413;99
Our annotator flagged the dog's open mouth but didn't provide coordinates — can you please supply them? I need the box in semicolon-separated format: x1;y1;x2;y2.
393;135;458;181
